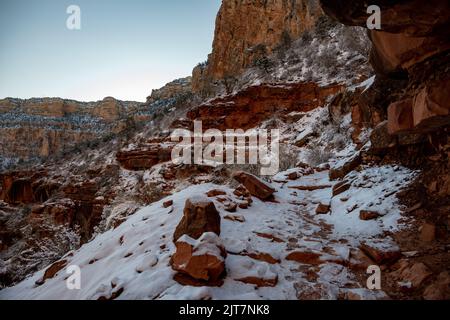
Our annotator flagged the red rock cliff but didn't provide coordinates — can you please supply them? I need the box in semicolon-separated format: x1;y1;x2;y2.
192;0;323;93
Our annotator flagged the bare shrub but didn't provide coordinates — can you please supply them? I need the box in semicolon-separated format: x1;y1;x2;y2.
341;26;371;58
253;56;273;74
135;181;164;205
319;49;337;69
314;15;338;39
226;163;266;181
305;148;333;167
279;143;299;172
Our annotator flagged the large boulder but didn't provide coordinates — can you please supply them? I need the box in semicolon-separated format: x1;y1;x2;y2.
188;82;342;130
412;78;450;130
387;78;450;134
173;197;221;242
192;0;323;94
369;30;450;75
232;171;275;200
170;232;226;286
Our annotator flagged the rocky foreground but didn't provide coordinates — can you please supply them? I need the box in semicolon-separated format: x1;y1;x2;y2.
0;0;449;299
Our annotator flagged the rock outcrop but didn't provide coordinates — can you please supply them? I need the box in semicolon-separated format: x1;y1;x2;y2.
0;97;143;164
187;82;342;130
173;197;221;242
192;0;323;94
233;171;275;200
146;77;192;104
116;142;173;171
319;0;450;136
319;0;450;37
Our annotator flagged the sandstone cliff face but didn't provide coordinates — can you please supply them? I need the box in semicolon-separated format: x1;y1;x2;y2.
192;0;323;93
0;97;143;165
146;77;192;104
319;0;450;135
187;82;342;130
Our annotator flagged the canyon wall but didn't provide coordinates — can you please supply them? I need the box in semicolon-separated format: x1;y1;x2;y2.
192;0;323;94
0;97;145;166
319;0;450;135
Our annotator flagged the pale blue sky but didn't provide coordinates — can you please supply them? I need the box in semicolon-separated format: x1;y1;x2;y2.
0;0;221;101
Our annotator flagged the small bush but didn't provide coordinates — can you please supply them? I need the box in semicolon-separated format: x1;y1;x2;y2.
253;56;273;74
314;15;338;39
278;144;299;172
135;182;164;205
305;148;333;167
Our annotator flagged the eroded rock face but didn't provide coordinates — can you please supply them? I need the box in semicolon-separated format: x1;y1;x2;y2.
173;197;221;242
0;170;48;204
319;0;450;138
146;77;192;104
188;82;342;130
369;31;450;75
387;77;450;134
0;97;142;163
319;0;450;37
116;143;173;171
193;0;323;93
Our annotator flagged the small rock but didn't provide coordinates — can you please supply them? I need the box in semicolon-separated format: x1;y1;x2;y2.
332;180;352;197
359;243;401;265
236;276;278;288
286;251;322;265
254;232;284;243
162;200;173;208
359;210;381;221
316;203;331;215
346;292;362;300
224;214;245;223
206;189;227;197
402;251;419;258
289;185;331;191
348;249;375;271
233;185;251;198
329;153;361;180
237;201;249;209
224;201;238;213
244;251;280;264
287;171;299;180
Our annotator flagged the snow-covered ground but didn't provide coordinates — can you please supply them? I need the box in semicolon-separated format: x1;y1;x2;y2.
0;162;416;300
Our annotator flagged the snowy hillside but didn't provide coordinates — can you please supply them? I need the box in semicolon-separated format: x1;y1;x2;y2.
1;163;416;300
